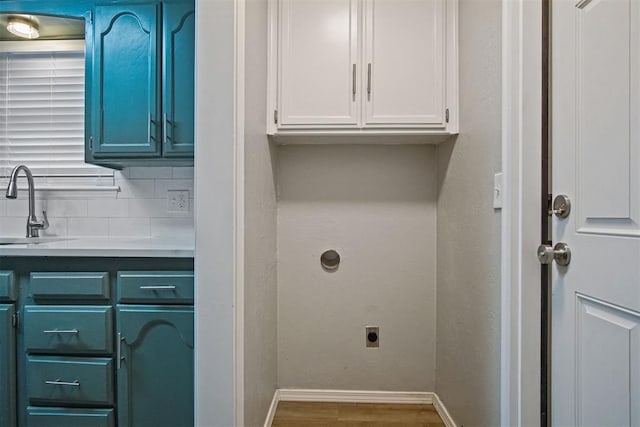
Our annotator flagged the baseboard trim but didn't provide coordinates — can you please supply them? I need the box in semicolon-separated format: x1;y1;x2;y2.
278;388;434;404
432;393;456;427
263;389;280;427
263;389;456;427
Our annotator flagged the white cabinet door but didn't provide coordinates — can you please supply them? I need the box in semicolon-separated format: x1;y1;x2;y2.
363;0;445;127
278;0;359;127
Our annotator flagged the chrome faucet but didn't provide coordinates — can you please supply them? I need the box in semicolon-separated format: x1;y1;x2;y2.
5;165;48;237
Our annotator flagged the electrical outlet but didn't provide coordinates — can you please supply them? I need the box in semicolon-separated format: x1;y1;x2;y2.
366;326;379;348
167;190;190;213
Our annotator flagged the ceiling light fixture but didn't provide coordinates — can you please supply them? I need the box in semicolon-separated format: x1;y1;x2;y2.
7;17;39;39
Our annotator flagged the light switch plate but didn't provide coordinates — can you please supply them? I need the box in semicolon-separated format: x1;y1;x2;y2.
494;172;503;209
167;190;190;213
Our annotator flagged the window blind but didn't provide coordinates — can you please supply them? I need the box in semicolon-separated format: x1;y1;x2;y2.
0;42;113;187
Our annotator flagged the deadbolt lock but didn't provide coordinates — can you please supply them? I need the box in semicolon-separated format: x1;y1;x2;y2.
549;194;571;218
537;242;571;266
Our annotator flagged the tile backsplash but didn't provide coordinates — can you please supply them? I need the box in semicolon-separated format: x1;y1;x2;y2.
0;167;194;238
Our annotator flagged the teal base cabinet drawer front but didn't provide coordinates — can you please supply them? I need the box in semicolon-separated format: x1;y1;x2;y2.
27;356;114;407
27;407;115;427
0;271;17;302
1;304;17;427
117;271;194;304
117;305;194;427
24;306;113;354
30;273;110;301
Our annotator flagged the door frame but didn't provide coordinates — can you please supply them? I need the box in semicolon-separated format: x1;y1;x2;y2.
500;0;544;425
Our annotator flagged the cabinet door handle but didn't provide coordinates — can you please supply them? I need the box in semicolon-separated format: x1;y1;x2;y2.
163;114;174;144
139;285;176;290
43;329;79;334
45;379;80;387
148;113;156;142
117;333;124;369
352;64;356;99
367;63;372;99
163;113;168;145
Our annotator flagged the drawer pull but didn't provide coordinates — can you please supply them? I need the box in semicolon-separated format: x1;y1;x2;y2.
139;285;176;290
43;329;79;334
45;379;80;387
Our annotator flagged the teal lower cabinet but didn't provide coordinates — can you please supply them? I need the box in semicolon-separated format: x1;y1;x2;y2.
27;407;115;427
0;258;195;427
116;274;194;427
0;271;17;427
1;304;17;427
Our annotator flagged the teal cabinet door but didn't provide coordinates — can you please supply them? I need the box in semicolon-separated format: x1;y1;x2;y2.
163;0;195;157
117;305;194;427
0;305;16;427
91;4;161;157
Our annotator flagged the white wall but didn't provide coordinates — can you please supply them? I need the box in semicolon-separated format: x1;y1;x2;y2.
0;167;193;238
243;0;278;425
277;144;437;391
435;0;502;425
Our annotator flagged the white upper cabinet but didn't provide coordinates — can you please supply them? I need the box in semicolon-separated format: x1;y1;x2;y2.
278;0;360;127
267;0;458;136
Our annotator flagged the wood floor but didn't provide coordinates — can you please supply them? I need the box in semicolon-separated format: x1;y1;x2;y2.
271;401;446;427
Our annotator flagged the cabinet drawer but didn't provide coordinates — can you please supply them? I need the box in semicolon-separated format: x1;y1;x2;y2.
0;271;16;302
27;356;114;406
24;306;113;354
30;273;110;301
27;407;115;427
117;271;193;304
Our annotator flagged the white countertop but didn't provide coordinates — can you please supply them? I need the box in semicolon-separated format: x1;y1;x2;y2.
0;236;194;258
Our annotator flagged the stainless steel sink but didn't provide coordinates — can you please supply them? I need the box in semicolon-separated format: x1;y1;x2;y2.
0;237;72;245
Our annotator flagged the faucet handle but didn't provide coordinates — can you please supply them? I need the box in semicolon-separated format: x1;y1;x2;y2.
40;209;49;230
30;210;49;230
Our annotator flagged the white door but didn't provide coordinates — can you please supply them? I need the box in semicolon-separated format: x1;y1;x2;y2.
552;1;640;426
363;0;445;127
278;0;360;127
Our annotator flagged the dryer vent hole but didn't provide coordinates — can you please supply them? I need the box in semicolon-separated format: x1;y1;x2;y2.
320;250;340;272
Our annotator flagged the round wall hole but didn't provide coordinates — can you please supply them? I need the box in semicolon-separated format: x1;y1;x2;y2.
320;249;340;272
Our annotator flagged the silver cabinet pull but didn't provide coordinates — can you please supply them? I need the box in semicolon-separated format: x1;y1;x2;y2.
367;63;372;99
148;113;156;142
117;333;124;369
163;113;168;145
43;329;79;334
45;379;80;387
139;285;176;290
163;114;174;144
352;64;356;98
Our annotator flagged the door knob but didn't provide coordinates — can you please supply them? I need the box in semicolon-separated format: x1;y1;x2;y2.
537;242;571;266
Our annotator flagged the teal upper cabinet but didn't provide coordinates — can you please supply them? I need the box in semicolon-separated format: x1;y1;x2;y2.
88;0;195;167
91;3;161;158
163;1;195;157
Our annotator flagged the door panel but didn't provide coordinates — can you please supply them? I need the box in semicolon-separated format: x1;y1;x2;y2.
364;0;444;126
576;0;640;234
552;0;640;425
0;305;16;427
576;296;640;426
92;4;160;157
278;0;359;126
163;1;195;157
117;305;194;427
